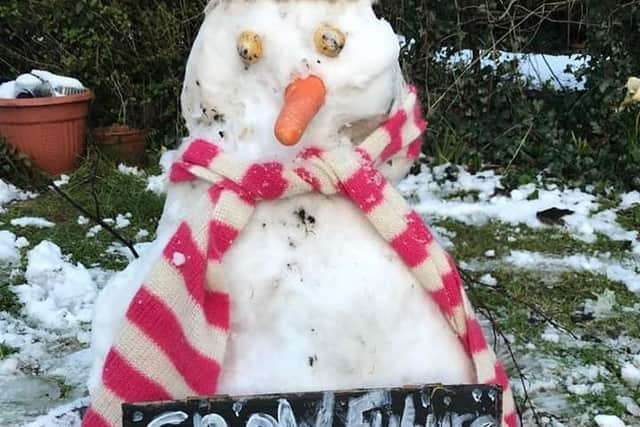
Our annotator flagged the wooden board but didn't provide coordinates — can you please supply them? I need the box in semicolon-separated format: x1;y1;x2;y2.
123;385;502;427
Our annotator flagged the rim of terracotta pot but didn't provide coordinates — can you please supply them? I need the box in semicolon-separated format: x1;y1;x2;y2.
0;90;94;107
93;125;148;138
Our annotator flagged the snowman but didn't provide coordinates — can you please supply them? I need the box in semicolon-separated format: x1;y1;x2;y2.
84;1;517;426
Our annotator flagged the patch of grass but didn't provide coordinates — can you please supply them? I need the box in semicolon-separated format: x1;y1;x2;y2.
471;269;640;337
469;267;640;424
0;270;22;315
0;342;18;359
438;220;634;261
0;154;164;271
51;377;74;399
618;204;640;233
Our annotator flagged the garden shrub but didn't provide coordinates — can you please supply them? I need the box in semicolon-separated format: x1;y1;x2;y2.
1;0;639;190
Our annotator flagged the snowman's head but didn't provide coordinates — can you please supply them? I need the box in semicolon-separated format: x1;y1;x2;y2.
182;0;405;162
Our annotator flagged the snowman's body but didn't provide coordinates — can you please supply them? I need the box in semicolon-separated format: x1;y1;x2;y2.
88;0;474;397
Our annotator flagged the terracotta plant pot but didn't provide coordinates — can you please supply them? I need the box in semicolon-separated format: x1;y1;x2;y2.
0;90;93;175
93;125;147;165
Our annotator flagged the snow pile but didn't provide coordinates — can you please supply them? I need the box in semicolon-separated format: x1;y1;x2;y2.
621;355;640;387
435;49;590;90
620;191;640;210
0;179;32;213
53;175;70;187
400;165;640;254
11;242;98;330
505;251;640;293
114;213;131;230
10;217;55;229
0;70;85;99
0;231;22;264
583;290;617;318
594;415;626;427
117;164;143;177
565;365;609;397
23;398;86;427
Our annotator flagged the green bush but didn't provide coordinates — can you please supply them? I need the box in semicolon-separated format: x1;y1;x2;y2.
2;1;639;189
0;0;207;145
376;1;640;190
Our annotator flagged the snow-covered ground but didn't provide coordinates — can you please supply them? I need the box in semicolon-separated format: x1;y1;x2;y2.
0;157;639;426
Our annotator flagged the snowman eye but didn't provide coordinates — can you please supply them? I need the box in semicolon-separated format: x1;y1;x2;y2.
314;25;346;58
237;31;263;65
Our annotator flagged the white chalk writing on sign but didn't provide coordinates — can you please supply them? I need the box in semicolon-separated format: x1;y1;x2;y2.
145;391;497;427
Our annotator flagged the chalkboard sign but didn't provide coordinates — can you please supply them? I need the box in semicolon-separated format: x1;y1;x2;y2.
123;385;502;427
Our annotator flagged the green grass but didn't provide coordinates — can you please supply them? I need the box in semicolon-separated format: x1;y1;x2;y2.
0;342;18;360
445;213;640;424
0;269;23;315
1;150;637;425
0;155;164;271
618;204;640;233
52;377;75;400
0;152;164;313
438;219;635;261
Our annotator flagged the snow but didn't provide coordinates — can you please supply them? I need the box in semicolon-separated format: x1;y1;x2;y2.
23;398;86;427
621;363;640;387
114;213;131;230
620;191;640;210
134;229;150;241
399;164;640;254
10;217;55;229
53;175;70;187
145;150;177;195
594;415;626;427
505;251;640;293
117;164;143;177
0;81;16;99
583;290;617;318
11;241;98;330
0;179;32;213
76;216;89;226
0;231;21;264
617;396;640;417
0;70;84;99
479;274;498;287
435;49;590;91
86;225;102;238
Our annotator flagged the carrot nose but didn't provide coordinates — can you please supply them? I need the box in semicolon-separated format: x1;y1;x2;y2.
275;75;326;146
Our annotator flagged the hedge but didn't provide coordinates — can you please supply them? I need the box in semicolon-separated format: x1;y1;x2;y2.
1;0;639;189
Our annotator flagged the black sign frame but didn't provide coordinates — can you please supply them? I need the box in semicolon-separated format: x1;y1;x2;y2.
123;384;502;427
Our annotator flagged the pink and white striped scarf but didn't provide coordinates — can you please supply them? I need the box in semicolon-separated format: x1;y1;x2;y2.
83;87;518;427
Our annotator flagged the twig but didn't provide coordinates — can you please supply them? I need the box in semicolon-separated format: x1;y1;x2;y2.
505;122;534;173
49;182;140;259
475;302;543;427
462;270;543;427
90;154;102;220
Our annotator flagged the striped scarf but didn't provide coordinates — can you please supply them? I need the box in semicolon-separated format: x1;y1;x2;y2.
83;87;518;427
